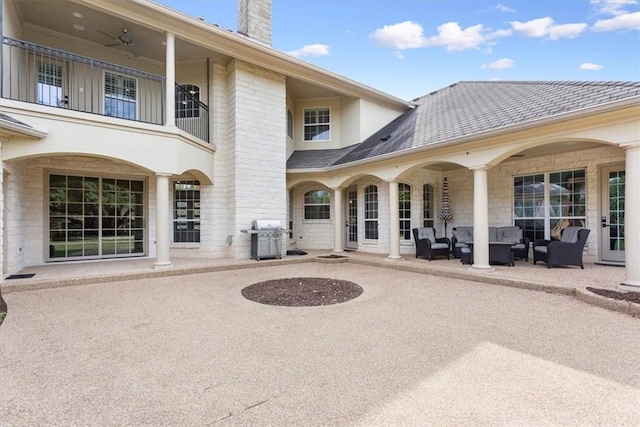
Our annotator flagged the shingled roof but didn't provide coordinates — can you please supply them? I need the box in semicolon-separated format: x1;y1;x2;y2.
287;80;640;170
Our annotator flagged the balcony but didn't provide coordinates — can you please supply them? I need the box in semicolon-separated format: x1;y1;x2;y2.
1;37;209;143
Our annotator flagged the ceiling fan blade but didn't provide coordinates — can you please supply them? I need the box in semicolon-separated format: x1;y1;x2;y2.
126;45;140;58
97;29;119;41
104;42;121;47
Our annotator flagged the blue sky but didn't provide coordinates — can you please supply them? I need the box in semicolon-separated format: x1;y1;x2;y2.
156;0;640;100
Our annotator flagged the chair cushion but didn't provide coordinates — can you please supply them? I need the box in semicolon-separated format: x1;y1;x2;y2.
454;242;469;248
499;227;522;244
417;227;435;244
453;229;473;243
460;247;472;254
431;243;449;250
534;246;548;253
561;227;581;243
511;243;526;249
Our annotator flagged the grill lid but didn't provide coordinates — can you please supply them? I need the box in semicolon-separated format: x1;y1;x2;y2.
252;219;283;230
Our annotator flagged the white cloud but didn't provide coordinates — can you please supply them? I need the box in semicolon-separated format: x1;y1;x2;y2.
496;3;516;13
591;0;638;16
580;62;604;70
593;11;640;31
285;44;330;58
481;58;515;69
548;23;588;39
370;21;427;49
510;17;588;39
424;22;486;51
489;28;513;38
511;17;554;37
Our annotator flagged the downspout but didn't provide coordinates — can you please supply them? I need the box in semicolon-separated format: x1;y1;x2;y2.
1;0;4;98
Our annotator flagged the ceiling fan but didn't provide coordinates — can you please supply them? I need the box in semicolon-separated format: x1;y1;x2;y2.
97;28;139;57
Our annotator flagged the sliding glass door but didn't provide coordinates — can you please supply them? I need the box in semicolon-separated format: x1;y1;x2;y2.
49;174;145;260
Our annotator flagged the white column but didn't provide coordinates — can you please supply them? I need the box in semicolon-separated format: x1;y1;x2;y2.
620;144;640;290
472;166;491;269
332;187;344;253
387;180;401;260
165;32;176;128
155;173;172;268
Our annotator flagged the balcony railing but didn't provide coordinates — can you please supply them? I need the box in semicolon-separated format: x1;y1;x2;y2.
2;38;210;143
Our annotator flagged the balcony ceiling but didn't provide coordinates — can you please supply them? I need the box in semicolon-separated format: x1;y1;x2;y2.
13;0;227;63
12;0;369;101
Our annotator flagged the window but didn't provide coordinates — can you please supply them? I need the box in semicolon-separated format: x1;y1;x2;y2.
399;183;411;240
364;185;378;240
514;169;586;242
304;190;330;220
49;174;145;260
287;110;294;139
176;84;201;119
105;72;137;120
173;180;201;243
304;108;330;141
423;184;434;228
38;62;64;107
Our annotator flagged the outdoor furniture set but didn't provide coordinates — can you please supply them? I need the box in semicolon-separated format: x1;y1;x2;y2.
413;225;590;268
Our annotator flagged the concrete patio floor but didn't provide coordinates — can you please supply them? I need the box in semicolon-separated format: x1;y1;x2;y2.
1;260;639;425
1;250;637;317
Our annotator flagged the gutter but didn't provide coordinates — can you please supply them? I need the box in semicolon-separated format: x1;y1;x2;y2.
0;115;48;139
288;95;640;174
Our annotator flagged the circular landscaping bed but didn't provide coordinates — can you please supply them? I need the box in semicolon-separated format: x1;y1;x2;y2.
241;277;363;307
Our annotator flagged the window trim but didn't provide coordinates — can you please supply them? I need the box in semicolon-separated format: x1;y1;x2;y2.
104;71;138;120
287;109;294;139
303;107;331;142
303;189;331;220
172;179;201;244
399;182;411;240
423;183;435;228
364;185;379;240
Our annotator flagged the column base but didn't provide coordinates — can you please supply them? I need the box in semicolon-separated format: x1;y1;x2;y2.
386;255;403;261
470;264;494;271
619;280;640;291
154;261;173;269
332;249;345;254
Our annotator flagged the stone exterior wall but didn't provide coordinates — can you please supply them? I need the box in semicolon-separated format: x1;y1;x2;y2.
227;60;287;259
238;0;272;45
289;183;333;250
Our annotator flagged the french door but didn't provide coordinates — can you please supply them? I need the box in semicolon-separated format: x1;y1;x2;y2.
49;174;145;260
345;186;358;250
600;166;625;263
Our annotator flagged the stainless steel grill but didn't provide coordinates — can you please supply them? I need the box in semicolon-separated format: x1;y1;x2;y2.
243;220;285;261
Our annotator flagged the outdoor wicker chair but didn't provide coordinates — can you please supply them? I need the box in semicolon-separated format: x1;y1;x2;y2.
533;227;590;269
412;227;451;261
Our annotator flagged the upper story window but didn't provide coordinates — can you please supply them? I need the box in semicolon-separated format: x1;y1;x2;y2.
399;183;411;240
304;108;330;141
105;72;137;120
423;184;434;227
37;62;64;107
176;84;201;119
364;185;378;240
304;190;330;220
287;110;294;139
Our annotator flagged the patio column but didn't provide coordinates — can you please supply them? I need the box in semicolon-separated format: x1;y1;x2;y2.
332;187;344;253
620;144;640;290
165;32;176;128
387;180;401;260
155;173;173;268
472;166;491;269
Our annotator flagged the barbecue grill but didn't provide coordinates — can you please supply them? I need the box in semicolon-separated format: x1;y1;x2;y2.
242;219;285;260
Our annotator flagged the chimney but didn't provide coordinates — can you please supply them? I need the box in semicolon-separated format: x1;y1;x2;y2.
237;0;272;46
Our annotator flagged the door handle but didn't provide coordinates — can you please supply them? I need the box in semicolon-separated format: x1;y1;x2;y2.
601;216;609;228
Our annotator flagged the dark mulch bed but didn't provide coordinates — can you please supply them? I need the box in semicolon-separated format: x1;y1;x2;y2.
587;287;640;304
242;277;363;307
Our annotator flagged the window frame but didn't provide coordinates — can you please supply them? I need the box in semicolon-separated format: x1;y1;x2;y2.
172;180;201;243
399;183;411;240
513;169;586;242
303;190;331;220
422;183;435;228
364;185;379;240
287;109;294;139
176;83;201;119
104;71;137;120
303;107;331;142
